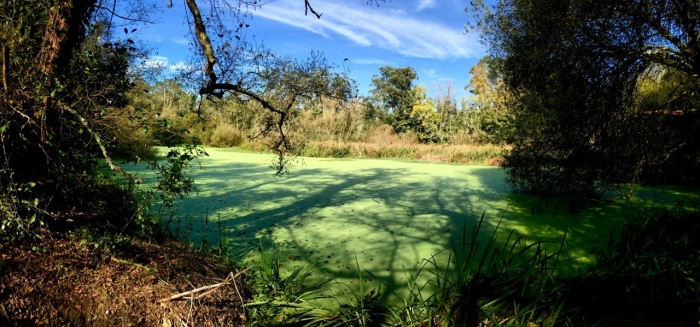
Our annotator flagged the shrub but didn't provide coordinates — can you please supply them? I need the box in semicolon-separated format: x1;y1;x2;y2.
568;202;700;326
209;124;244;148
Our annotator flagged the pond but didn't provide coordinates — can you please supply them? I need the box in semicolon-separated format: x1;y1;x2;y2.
123;147;697;304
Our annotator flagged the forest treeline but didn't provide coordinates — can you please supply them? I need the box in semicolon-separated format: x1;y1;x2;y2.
123;61;509;163
128;46;698;193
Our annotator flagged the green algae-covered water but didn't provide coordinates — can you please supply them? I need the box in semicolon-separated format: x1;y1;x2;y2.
123;147;698;304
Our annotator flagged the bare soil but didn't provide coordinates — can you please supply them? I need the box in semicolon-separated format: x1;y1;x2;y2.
0;233;251;326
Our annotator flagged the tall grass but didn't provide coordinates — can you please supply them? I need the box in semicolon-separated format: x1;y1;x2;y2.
206;120;508;165
238;140;507;166
246;214;575;326
385;213;575;326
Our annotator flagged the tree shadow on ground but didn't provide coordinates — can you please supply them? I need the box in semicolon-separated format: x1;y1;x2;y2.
152;153;502;304
126;150;697;305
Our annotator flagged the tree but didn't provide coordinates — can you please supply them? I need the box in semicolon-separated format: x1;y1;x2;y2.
369;66;419;133
409;85;441;143
470;0;700;195
433;82;458;139
0;0;379;232
0;1;152;232
465;56;511;143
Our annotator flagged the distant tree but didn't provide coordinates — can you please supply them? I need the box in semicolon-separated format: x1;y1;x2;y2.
465;56;511;143
369;66;419;134
433;81;459;140
470;0;700;195
410;85;441;143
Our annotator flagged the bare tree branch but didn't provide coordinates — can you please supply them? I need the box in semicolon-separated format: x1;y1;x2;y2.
58;101;143;184
304;0;322;19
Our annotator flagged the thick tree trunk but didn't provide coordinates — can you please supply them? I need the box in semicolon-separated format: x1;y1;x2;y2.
40;0;96;78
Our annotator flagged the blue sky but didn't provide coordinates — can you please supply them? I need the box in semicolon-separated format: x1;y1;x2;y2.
138;0;486;99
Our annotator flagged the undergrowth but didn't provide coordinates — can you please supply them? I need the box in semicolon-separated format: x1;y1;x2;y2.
13;142;694;327
242;200;700;326
237;141;507;165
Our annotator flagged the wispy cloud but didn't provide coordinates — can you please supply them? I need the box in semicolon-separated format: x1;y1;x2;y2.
353;58;394;65
171;37;190;46
416;0;436;10
252;1;481;60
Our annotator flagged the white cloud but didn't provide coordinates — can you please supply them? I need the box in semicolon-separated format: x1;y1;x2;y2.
171;37;190;46
416;0;436;11
353;58;394;65
139;56;192;71
141;56;169;69
169;61;190;70
252;1;482;60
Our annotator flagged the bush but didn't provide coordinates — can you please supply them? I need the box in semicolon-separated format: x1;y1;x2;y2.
569;202;700;326
209;124;244;148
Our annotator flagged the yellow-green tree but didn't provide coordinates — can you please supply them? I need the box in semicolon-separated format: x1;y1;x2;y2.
466;56;511;143
410;85;441;143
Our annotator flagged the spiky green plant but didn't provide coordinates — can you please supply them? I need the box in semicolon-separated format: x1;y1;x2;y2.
246;239;333;325
295;253;388;327
380;213;576;327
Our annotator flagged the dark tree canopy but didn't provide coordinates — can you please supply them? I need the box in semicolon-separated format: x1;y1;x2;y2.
471;0;700;195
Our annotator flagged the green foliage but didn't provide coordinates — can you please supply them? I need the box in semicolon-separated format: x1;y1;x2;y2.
0;179;40;237
465;56;512;144
573;202;700;326
247;242;389;326
471;0;700;194
147;145;208;208
246;240;334;326
409;85;442;143
299;256;386;327
0;5;149;234
369;66;419;134
383;214;575;326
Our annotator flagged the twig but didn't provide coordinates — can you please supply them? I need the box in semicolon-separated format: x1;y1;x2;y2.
232;273;246;322
232;274;244;303
2;44;8;94
158;267;251;303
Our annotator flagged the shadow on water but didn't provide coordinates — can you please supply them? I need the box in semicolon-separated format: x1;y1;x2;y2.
123;149;697;305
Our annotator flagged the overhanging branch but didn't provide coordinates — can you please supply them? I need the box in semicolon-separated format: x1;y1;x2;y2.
304;0;322;18
58;101;143;184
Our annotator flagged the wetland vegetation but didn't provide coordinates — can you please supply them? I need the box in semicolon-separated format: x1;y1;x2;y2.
2;0;699;326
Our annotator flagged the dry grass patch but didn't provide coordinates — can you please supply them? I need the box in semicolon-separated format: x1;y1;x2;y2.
300;141;509;165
